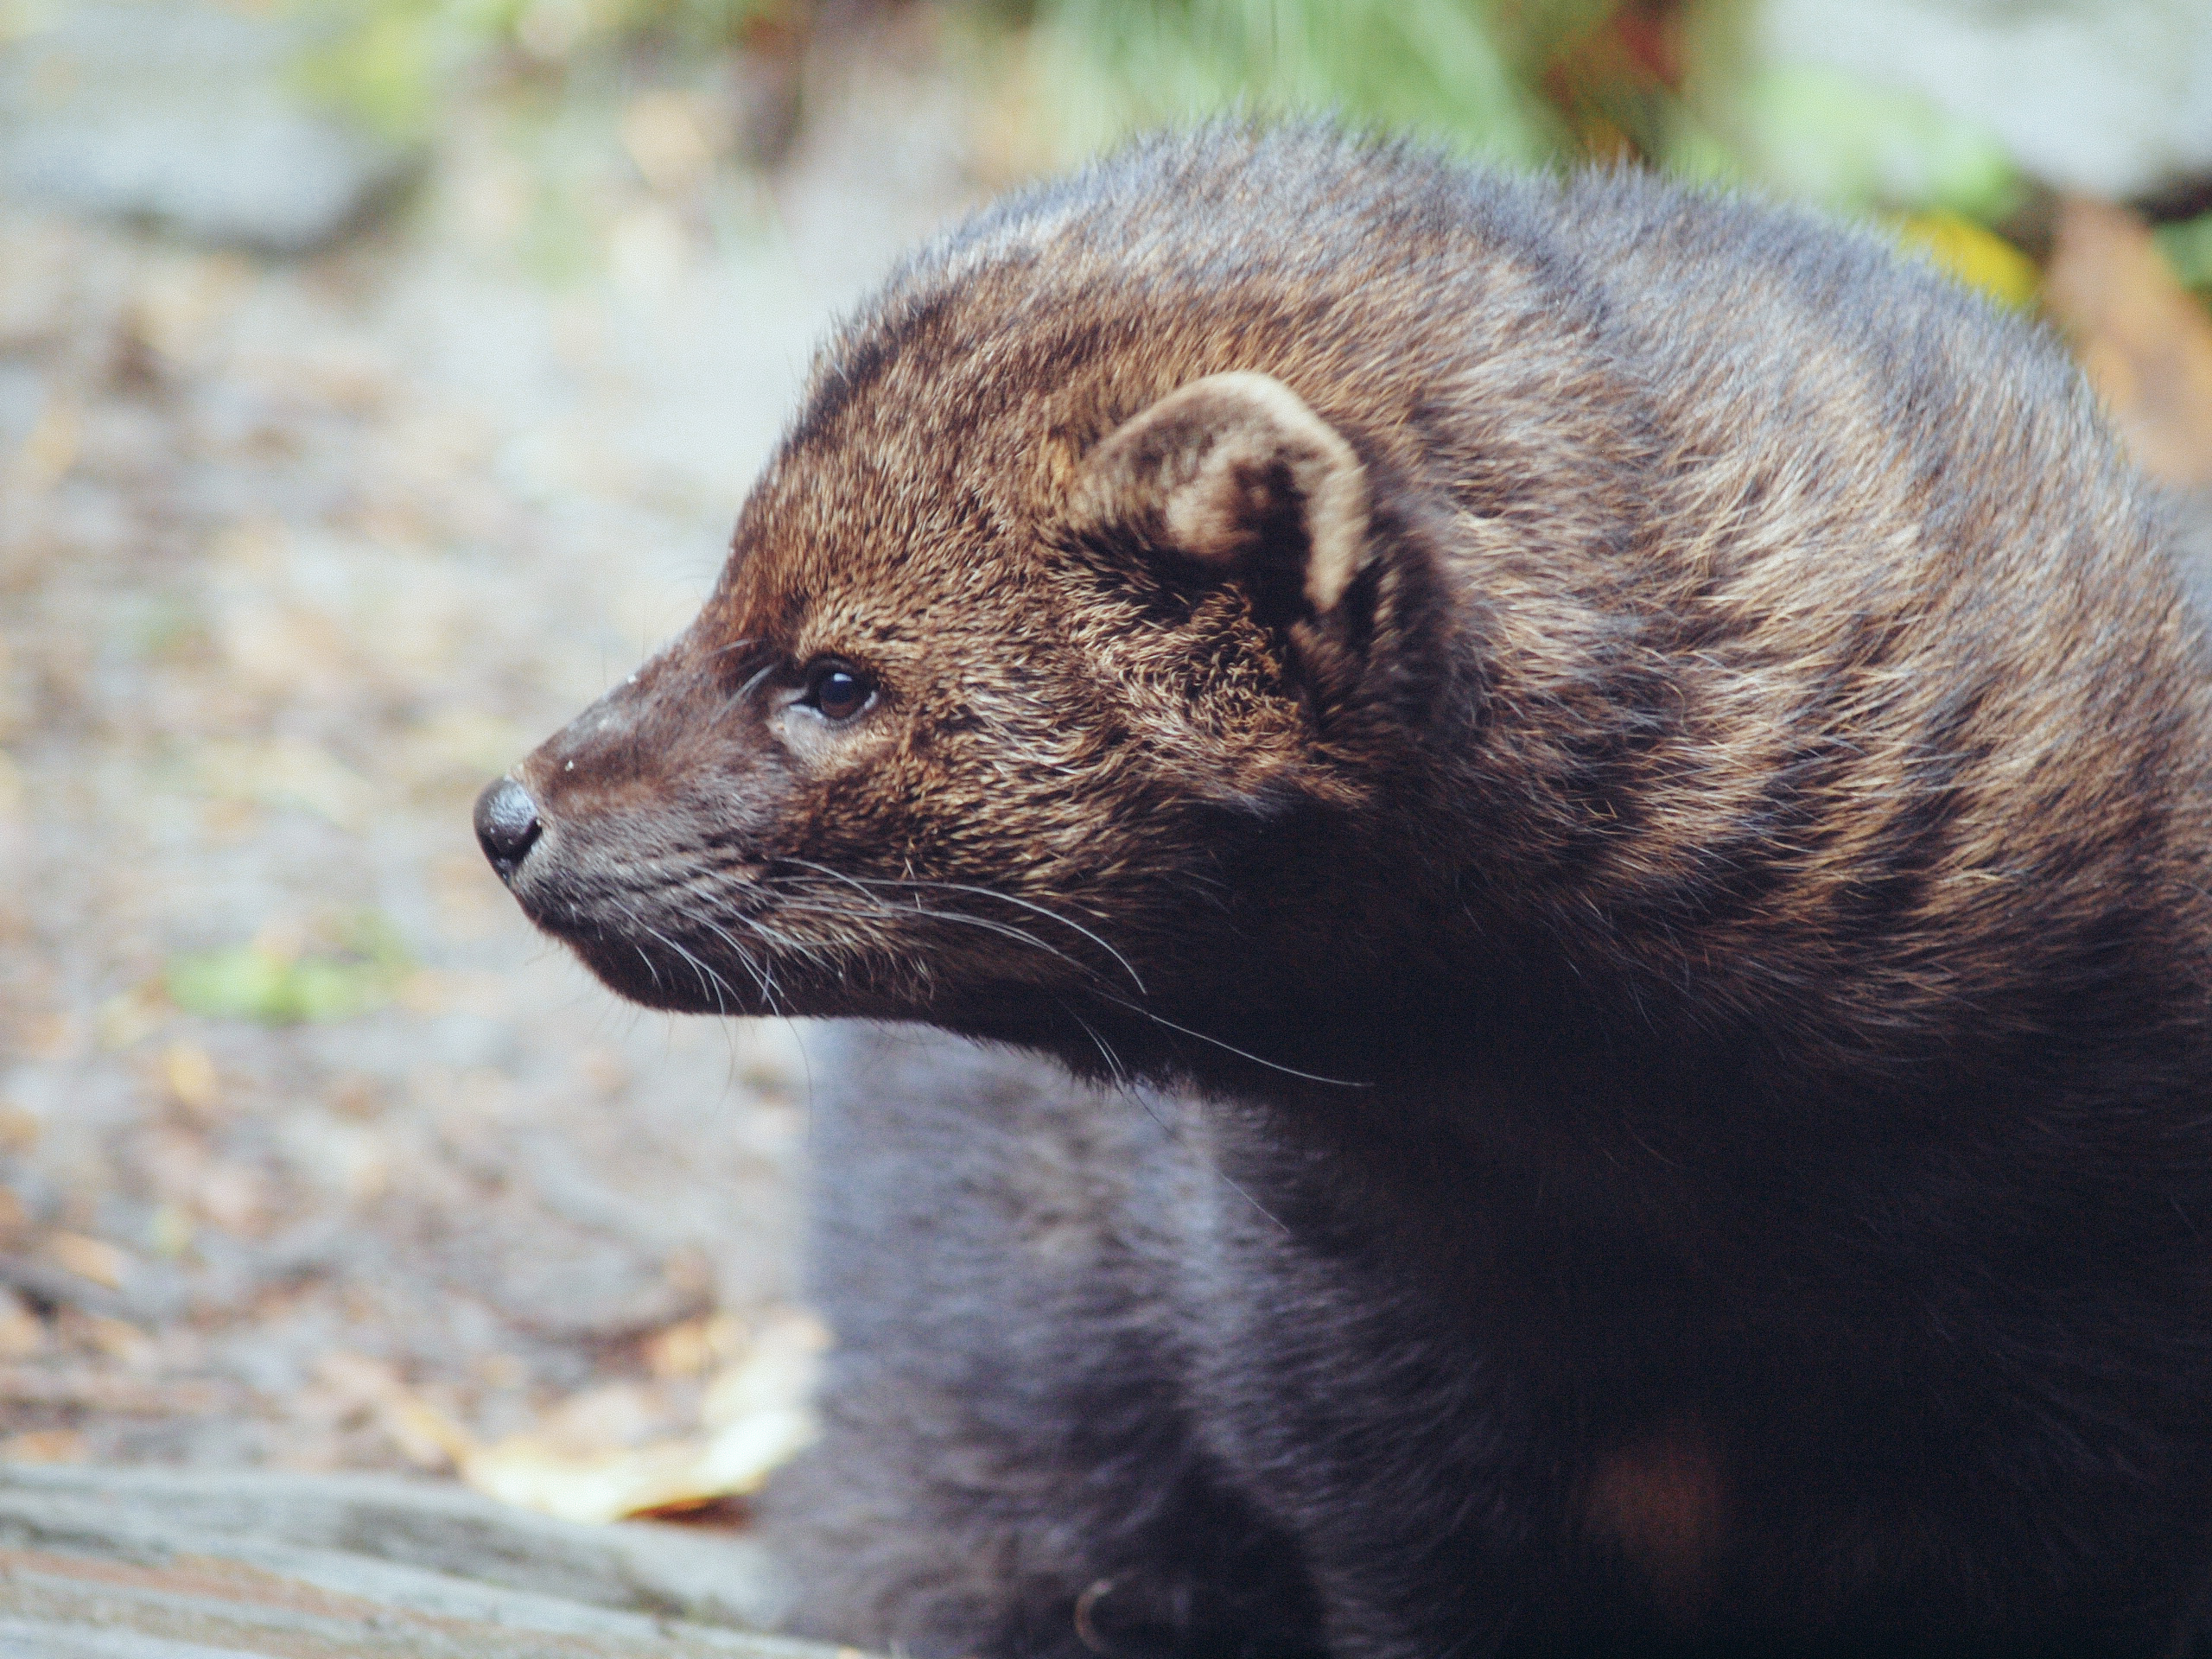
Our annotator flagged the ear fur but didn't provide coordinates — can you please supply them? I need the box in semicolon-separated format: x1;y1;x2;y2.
1070;372;1370;620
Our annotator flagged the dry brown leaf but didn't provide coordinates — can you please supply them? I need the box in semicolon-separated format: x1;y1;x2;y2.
0;1290;42;1360
92;986;163;1052
44;1232;130;1291
0;1427;86;1464
461;1433;718;1526
2044;197;2212;488
0;1102;38;1156
311;1351;474;1472
644;1311;742;1380
60;1310;153;1366
0;1189;30;1250
701;1308;828;1430
457;1398;817;1526
531;1379;679;1458
455;1307;829;1526
127;253;250;371
0;1366;233;1414
10;398;80;495
194;1161;270;1236
162;1042;220;1115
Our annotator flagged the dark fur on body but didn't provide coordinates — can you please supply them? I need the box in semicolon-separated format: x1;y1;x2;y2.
482;128;2212;1656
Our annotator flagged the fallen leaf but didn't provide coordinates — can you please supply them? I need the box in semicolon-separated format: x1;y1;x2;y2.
461;1433;714;1526
2044;197;2212;487
456;1307;829;1525
691;1402;816;1491
458;1396;818;1526
0;1428;86;1464
10;397;79;494
701;1308;829;1430
644;1312;741;1380
0;1289;43;1360
60;1310;153;1366
194;1160;270;1236
128;254;251;371
532;1379;677;1458
45;1232;130;1291
312;1351;473;1472
162;1042;220;1113
0;1102;39;1154
94;985;164;1052
0;1368;232;1414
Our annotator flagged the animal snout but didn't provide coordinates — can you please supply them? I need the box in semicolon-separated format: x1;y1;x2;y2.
474;776;543;880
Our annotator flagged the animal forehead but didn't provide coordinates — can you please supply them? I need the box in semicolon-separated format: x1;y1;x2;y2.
721;487;1051;657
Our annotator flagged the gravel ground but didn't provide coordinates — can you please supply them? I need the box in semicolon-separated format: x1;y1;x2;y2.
0;10;977;1487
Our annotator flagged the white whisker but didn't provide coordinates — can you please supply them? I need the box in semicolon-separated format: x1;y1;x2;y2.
779;859;1147;994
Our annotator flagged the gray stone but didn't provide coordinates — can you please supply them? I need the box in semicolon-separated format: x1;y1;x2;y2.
0;3;416;254
0;1463;823;1658
0;1462;791;1630
1748;0;2212;200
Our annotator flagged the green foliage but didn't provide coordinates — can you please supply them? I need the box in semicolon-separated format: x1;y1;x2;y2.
168;914;413;1026
291;0;789;140
1717;63;2021;221
1013;0;2029;225
1021;0;1589;169
288;0;2066;256
2158;211;2212;293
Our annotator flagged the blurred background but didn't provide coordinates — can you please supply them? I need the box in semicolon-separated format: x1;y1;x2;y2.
0;0;2208;1530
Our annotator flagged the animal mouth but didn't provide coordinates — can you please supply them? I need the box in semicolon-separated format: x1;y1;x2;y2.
562;926;771;1016
523;868;809;1016
473;778;1149;1024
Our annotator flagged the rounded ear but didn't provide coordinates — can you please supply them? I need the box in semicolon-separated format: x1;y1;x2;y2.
1068;372;1370;620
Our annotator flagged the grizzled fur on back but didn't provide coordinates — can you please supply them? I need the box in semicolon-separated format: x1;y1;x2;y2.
483;127;2212;1657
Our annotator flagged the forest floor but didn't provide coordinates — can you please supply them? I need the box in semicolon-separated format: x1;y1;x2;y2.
0;4;981;1520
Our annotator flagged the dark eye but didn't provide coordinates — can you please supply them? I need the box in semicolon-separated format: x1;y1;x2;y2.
803;661;874;722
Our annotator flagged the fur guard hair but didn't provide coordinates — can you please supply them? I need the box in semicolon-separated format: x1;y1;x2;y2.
482;127;2212;1657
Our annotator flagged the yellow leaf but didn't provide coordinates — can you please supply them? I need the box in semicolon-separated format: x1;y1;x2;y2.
1891;212;2038;310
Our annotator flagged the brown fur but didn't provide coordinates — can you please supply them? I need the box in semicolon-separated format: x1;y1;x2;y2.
480;127;2212;1656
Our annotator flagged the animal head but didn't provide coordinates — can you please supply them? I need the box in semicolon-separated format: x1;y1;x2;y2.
473;130;1647;1071
479;340;1438;1024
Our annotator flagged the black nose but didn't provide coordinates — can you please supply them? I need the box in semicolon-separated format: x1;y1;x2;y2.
474;777;542;879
